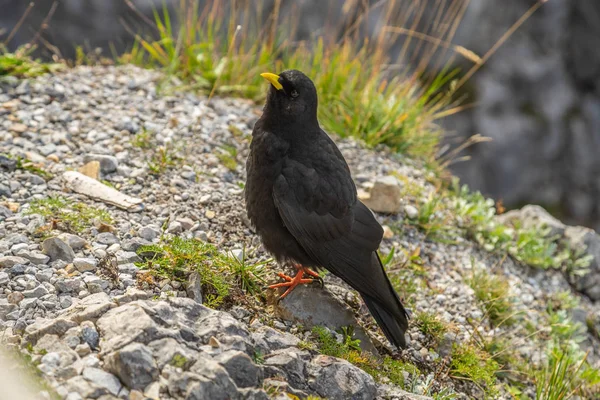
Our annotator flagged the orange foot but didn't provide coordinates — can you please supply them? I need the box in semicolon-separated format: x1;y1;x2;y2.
268;264;323;300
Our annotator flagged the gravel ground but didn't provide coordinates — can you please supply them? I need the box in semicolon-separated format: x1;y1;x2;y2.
1;65;599;400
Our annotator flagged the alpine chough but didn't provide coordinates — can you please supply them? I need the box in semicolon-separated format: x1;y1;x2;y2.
245;70;409;348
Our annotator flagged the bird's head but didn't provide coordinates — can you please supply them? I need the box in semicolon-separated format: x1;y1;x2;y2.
260;70;318;125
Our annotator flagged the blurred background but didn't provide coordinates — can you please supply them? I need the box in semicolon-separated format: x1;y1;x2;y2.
2;0;599;231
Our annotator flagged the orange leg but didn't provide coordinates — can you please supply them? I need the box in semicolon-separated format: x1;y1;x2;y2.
295;264;321;279
268;264;323;300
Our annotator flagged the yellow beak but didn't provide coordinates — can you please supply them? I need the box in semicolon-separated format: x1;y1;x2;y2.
260;72;283;91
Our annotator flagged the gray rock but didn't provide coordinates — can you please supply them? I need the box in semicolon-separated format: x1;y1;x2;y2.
404;205;419;220
74;257;98;272
148;337;197;370
18;252;50;265
64;375;109;399
104;343;158;390
498;205;566;237
264;348;308;389
0;299;17;319
357;176;402;213
81;322;100;350
167;221;183;234
0;184;11;198
24;318;78;345
35;334;73;354
0;271;10;285
95;232;119;245
214;350;263;388
6;234;27;245
20;298;37;312
138;226;160;241
84;154;119;174
58;233;87;250
171;356;241;400
8;264;27;276
186;271;203;303
274;285;378;355
67;292;116;323
177;217;195;230
377;385;434;400
563;226;600;300
55;278;85;294
84;275;110;293
41;349;80;379
82;367;122;396
35;269;54;283
115;251;141;264
0;256;29;268
23;285;49;298
96;302;164;353
121;237;149;252
308;354;377;400
42;237;75;262
113;287;149;305
251;326;300;353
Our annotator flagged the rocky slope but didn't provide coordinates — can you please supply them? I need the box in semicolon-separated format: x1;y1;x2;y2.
1;65;600;399
4;0;600;229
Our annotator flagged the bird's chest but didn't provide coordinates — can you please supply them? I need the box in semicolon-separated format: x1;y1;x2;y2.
245;133;287;230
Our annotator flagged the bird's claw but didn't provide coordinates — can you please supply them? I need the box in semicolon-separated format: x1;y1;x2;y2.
268;266;324;301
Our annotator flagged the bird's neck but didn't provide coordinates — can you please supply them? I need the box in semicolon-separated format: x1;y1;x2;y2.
261;106;318;136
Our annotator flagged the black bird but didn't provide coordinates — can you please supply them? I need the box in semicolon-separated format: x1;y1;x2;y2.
245;70;409;348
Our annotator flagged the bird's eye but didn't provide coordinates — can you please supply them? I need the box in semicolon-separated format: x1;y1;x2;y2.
291;90;299;98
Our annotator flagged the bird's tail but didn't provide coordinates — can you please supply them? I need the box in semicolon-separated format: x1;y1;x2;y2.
361;254;409;348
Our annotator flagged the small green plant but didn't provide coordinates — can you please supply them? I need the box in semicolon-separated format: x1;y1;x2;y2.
535;345;600;400
6;155;53;180
148;144;181;175
546;308;587;345
414;311;448;344
252;350;264;365
136;237;231;308
0;45;62;78
27;196;113;235
411;193;457;242
216;144;238;171
136;238;270;308
131;128;154;149
169;353;189;369
219;246;270;296
311;326;419;388
383;246;427;305
448;179;592;275
450;343;499;396
465;268;515;327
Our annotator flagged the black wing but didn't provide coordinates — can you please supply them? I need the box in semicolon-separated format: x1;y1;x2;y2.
272;133;392;306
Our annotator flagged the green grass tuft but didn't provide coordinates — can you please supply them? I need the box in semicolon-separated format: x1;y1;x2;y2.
310;326;419;389
450;344;499;396
414;311;449;344
535;345;600;400
2;155;53;181
147;144;182;175
122;0;464;161
0;45;62;78
465;269;514;327
136;237;269;308
169;353;190;369
216;144;238;171
220;246;270;296
27;196;113;236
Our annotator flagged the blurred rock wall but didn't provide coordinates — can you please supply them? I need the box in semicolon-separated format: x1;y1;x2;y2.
2;0;600;229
